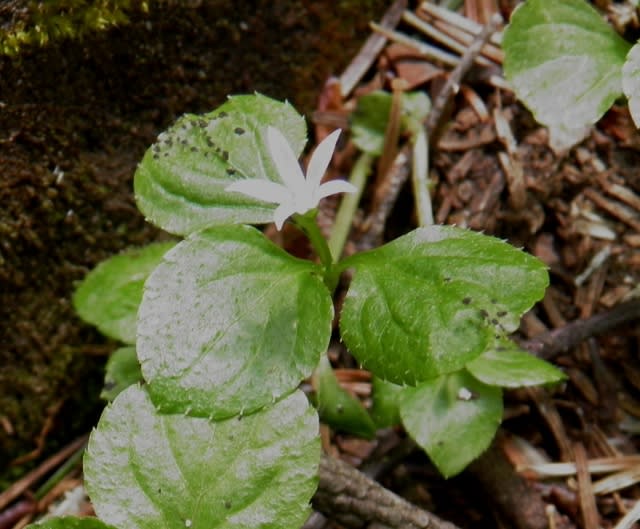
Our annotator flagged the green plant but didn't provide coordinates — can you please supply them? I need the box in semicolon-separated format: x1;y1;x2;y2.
503;0;640;150
36;93;563;529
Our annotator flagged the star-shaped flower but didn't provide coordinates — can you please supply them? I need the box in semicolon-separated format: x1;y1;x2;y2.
225;126;356;230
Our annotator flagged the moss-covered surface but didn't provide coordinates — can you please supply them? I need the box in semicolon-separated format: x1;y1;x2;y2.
0;0;388;471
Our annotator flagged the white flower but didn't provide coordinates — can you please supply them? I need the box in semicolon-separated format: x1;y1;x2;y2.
225;126;357;230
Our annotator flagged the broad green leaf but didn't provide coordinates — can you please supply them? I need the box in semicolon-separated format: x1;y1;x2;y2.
370;377;403;429
351;91;431;155
340;226;548;385
623;42;640;127
503;0;631;150
134;93;306;235
101;346;142;401
312;355;376;438
400;370;502;478
84;386;320;529
466;338;566;388
28;517;117;529
137;224;333;419
73;242;176;343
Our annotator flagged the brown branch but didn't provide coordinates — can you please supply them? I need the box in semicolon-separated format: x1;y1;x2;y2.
315;454;461;529
468;436;549;529
523;297;640;360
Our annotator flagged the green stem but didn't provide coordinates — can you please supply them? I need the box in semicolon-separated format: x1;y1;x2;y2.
327;152;374;261
293;211;333;269
411;128;434;226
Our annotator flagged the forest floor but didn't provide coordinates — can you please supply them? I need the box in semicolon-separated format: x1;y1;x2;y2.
3;1;640;529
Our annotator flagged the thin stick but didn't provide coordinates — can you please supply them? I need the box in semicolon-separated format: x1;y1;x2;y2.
370;22;461;67
428;18;504;63
425;12;503;137
402;10;496;67
418;1;503;45
339;0;407;97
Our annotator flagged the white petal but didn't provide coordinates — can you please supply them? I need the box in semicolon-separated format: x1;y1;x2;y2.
226;179;289;204
306;129;341;191
314;179;357;201
267;126;306;196
273;202;297;230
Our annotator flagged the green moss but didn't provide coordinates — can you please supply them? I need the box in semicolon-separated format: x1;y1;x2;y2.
0;0;148;55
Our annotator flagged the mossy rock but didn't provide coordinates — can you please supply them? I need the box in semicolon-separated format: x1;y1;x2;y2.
0;0;388;470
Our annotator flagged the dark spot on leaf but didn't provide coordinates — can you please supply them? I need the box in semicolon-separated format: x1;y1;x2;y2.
219;111;228;118
198;120;207;128
497;311;507;317
462;297;472;305
444;277;451;283
480;309;489;319
495;346;507;351
491;299;497;304
224;500;232;509
206;139;214;147
222;150;229;161
226;168;236;175
190;147;197;152
234;127;245;135
491;319;498;325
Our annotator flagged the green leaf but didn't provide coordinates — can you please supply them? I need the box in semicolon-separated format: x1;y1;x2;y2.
28;517;117;529
623;42;640;128
85;385;320;529
370;377;403;429
503;0;631;150
466;338;566;388
400;370;502;478
312;355;376;438
134;93;307;235
137;224;333;419
340;225;548;385
73;242;176;343
101;346;142;401
351;91;431;155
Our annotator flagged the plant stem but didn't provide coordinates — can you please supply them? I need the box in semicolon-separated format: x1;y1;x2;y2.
293;211;334;269
327;152;374;261
411;127;434;226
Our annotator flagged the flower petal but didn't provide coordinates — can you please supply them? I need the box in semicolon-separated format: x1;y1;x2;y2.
267;126;306;196
306;129;341;191
314;179;357;201
226;179;289;204
273;202;297;230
